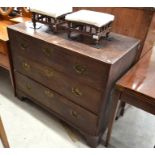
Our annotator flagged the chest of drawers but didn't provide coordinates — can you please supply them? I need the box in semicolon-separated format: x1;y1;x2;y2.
8;23;140;147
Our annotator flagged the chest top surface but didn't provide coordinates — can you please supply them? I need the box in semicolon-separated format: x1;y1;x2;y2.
117;46;155;100
8;22;140;64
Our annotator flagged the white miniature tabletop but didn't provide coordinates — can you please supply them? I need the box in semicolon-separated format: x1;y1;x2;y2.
30;6;72;18
65;10;115;27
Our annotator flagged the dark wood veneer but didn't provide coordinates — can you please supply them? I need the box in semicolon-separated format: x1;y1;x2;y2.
8;22;140;147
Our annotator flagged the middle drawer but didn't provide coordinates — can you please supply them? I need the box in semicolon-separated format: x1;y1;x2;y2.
13;55;103;114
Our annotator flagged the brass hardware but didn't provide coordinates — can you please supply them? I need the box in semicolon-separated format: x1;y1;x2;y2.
44;90;54;98
71;110;79;119
72;87;82;96
26;84;31;91
42;47;52;57
74;64;86;74
22;62;30;71
20;42;28;50
44;68;54;78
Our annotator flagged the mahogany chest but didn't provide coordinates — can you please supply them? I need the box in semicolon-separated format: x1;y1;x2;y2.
8;22;140;147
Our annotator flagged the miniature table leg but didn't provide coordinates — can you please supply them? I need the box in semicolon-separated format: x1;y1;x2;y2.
0;117;10;148
105;89;121;147
67;22;72;38
32;12;36;29
31;12;42;29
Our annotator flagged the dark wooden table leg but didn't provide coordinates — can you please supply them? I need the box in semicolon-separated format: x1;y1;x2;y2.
115;101;126;120
105;89;121;147
67;22;72;38
32;12;36;29
120;101;126;116
0;117;10;148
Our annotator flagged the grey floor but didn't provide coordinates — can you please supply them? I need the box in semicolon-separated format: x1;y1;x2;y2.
0;68;155;148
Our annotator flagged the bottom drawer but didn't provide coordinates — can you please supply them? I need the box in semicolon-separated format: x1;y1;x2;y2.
15;72;98;135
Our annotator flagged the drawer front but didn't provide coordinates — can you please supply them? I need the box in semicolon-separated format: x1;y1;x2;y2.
15;72;98;135
9;30;108;90
13;55;102;114
0;41;7;54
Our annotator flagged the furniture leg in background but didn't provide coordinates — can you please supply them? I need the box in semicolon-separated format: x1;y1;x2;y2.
0;116;10;148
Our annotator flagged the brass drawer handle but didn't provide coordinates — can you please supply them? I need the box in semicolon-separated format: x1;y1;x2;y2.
20;43;28;50
26;84;31;91
42;47;52;57
44;90;54;98
44;68;54;78
71;110;79;119
74;64;86;74
72;87;82;96
22;62;30;71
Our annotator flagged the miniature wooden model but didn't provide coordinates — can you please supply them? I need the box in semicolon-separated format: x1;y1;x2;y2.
30;7;72;32
65;10;115;44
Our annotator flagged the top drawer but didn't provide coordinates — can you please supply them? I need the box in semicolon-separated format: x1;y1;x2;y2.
9;30;109;90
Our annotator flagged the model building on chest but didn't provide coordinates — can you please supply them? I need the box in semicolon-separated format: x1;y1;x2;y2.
7;8;140;147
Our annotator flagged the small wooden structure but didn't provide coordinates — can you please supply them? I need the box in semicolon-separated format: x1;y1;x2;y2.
30;7;72;32
65;10;115;44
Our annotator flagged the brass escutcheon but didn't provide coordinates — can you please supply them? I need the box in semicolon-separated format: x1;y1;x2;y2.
74;64;86;74
20;42;28;50
44;90;54;98
72;87;82;96
42;47;52;57
26;84;31;91
71;110;79;119
44;68;54;78
22;62;30;71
